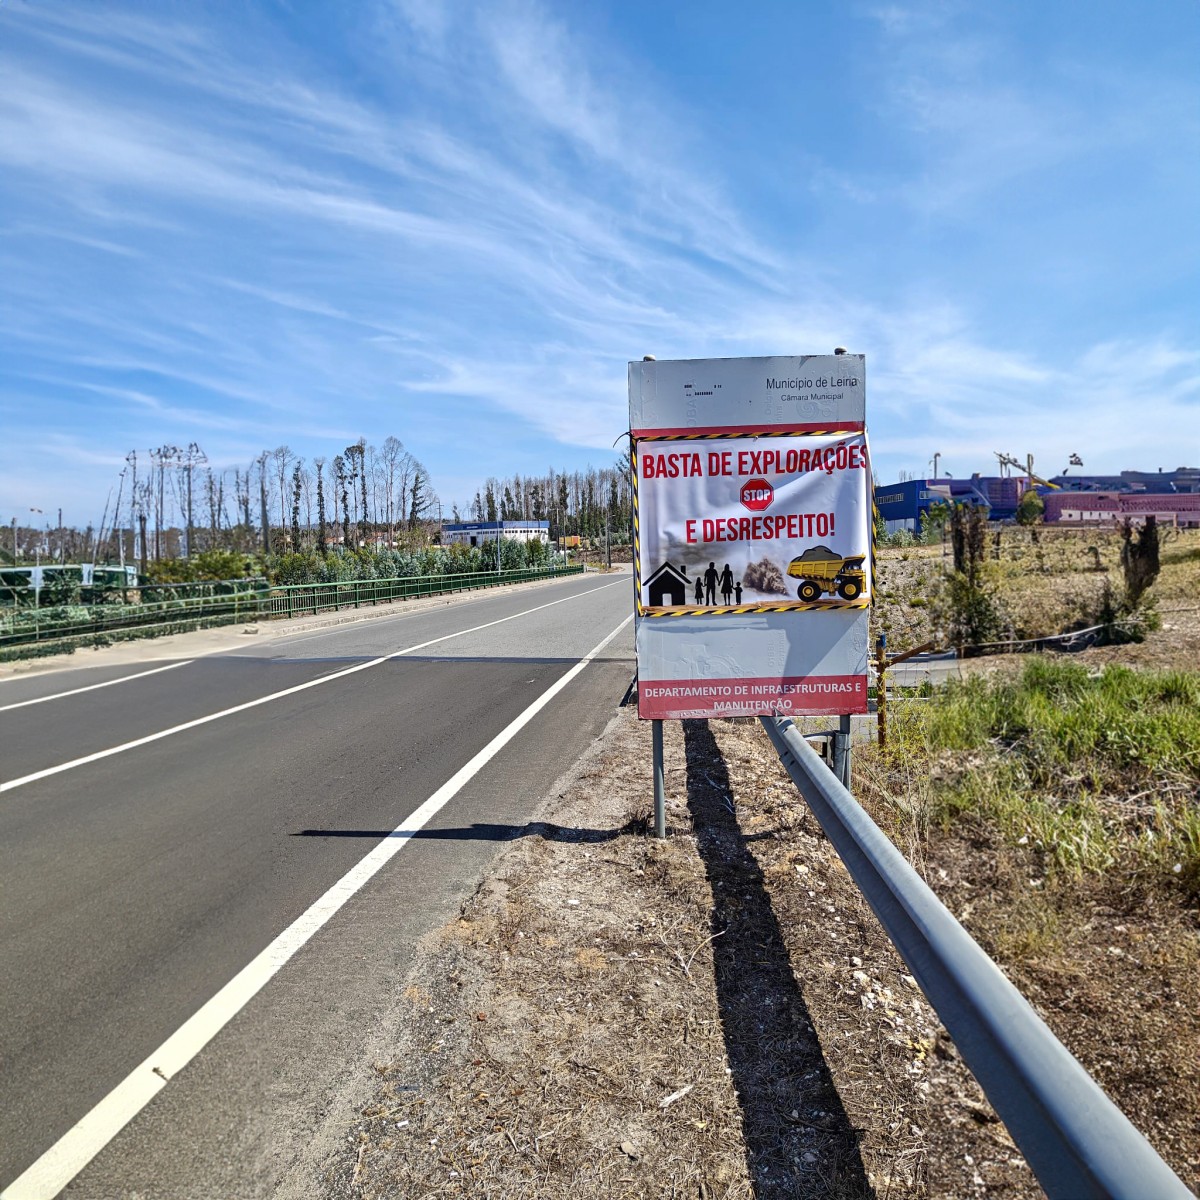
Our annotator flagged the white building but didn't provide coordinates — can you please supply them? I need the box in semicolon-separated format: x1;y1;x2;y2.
442;520;550;547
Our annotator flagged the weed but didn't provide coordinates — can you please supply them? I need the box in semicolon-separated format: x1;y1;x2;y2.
864;660;1200;893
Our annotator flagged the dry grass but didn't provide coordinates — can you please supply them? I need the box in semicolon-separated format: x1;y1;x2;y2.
872;526;1200;657
326;711;1050;1199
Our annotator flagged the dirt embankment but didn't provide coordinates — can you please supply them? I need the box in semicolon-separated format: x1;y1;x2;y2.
311;709;1192;1199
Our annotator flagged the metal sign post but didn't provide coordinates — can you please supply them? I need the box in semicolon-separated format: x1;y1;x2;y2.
652;718;666;838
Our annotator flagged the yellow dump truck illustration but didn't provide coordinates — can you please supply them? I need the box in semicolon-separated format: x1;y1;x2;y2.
786;546;867;602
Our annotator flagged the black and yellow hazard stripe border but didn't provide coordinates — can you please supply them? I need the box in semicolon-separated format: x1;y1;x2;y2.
635;427;864;442
642;599;871;617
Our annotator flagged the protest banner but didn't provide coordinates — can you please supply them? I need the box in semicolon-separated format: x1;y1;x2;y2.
629;355;871;720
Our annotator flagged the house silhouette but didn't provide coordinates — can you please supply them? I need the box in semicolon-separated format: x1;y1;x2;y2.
645;561;689;606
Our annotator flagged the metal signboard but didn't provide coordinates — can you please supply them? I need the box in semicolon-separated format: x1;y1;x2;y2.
630;355;871;720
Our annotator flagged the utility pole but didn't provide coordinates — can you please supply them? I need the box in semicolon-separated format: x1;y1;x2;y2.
111;468;127;569
30;508;43;607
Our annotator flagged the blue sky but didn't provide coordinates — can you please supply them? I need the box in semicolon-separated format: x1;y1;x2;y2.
2;0;1198;527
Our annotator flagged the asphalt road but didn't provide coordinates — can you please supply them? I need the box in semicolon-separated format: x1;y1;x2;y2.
0;573;636;1198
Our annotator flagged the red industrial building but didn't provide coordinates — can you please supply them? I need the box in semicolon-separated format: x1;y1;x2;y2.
1043;491;1200;528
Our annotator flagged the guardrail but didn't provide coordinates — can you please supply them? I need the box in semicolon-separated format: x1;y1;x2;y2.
260;566;581;619
759;714;1195;1200
0;566;584;651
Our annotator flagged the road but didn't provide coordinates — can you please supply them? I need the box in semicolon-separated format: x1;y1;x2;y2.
0;573;635;1198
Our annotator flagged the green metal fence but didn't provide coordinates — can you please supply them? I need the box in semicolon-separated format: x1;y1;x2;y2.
259;566;584;618
0;566;584;652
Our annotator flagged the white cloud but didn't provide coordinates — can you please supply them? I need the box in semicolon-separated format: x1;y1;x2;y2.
0;0;1196;523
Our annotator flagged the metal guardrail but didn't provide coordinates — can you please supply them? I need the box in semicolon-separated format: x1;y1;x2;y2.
260;566;581;619
760;715;1195;1200
0;587;262;648
0;566;583;650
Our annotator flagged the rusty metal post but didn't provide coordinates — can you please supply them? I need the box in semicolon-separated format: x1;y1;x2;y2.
652;719;666;838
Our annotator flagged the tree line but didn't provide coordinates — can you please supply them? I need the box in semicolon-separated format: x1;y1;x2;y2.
466;456;633;543
68;437;439;568
7;444;637;573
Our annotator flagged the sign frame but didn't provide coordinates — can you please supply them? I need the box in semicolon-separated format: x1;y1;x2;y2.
630;354;873;721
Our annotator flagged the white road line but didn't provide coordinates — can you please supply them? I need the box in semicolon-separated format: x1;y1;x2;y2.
0;580;623;794
0;661;193;713
0;613;633;1200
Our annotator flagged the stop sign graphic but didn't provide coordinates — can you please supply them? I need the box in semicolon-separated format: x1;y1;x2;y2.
740;478;773;511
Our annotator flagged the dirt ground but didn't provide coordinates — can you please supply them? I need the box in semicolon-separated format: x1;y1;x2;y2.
309;538;1199;1199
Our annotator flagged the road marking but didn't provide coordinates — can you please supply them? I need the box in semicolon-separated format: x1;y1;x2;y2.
0;661;193;713
0;580;623;794
250;575;624;651
0;613;632;1200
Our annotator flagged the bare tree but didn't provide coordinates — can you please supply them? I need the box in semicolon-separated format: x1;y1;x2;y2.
272;446;295;537
300;461;315;533
258;453;272;554
179;442;206;556
204;468;221;548
234;467;252;531
359;439;370;545
333;454;351;549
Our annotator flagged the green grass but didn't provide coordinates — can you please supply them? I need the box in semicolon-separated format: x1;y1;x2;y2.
876;660;1200;890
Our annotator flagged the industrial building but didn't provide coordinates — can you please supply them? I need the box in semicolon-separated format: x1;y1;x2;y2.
874;476;1021;534
1043;492;1200;528
876;465;1200;532
441;520;549;547
1048;467;1200;494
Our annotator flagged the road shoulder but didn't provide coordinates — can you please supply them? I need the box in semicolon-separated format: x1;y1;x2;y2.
297;710;1034;1199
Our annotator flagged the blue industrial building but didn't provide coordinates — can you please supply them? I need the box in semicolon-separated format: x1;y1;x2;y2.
874;476;1023;533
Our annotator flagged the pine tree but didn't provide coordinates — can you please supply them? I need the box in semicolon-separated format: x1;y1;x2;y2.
291;462;303;551
315;459;328;554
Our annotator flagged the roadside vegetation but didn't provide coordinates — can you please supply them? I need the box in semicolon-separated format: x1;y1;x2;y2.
847;522;1200;1188
864;659;1200;894
0;539;569;661
873;521;1199;655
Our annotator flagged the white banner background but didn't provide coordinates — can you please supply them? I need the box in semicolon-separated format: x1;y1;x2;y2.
637;432;872;612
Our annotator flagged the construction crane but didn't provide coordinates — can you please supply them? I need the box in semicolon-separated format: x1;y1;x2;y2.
993;452;1060;490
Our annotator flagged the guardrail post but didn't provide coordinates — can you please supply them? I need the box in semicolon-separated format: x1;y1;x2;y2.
875;633;888;748
652;719;667;838
832;713;852;790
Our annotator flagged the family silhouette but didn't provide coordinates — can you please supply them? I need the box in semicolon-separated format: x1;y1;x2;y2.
701;562;739;606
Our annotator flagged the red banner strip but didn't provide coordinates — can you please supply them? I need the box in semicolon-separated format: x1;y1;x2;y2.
631;422;865;439
638;674;867;719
